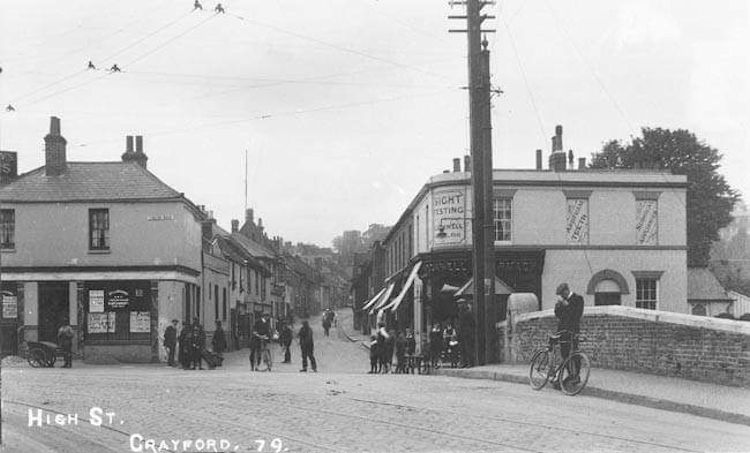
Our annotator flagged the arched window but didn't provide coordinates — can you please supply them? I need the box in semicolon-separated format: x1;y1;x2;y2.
594;279;622;306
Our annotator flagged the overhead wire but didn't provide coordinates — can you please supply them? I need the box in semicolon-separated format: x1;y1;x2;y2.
226;12;457;84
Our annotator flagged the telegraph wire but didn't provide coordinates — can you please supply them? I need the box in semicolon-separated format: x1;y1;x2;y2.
501;16;547;143
73;88;455;147
227;12;457;83
542;0;637;137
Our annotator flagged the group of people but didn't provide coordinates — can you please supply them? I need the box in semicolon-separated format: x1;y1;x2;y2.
163;318;226;370
368;323;416;374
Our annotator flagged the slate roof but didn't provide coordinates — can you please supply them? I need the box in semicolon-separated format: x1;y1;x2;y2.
0;162;182;202
230;232;276;260
687;267;732;302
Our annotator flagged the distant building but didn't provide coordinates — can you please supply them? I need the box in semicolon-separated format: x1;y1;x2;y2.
728;290;750;318
0;118;204;362
687;267;734;316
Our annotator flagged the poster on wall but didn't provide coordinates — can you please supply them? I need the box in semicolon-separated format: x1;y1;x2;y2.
89;290;105;312
566;199;589;244
130;311;150;333
107;289;130;309
636;200;658;245
88;312;116;333
433;188;467;246
2;291;17;319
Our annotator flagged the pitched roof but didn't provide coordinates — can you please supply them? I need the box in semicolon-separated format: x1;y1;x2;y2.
0;162;182;202
230;232;276;260
687;267;732;302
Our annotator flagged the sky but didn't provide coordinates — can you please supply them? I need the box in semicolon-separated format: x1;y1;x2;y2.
1;0;748;247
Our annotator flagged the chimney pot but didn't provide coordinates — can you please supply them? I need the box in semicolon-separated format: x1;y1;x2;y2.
535;149;542;170
126;136;134;153
258;217;263;228
50;117;61;135
135;136;143;154
568;149;574;166
231;219;239;233
452;158;461;172
464;155;470;172
443;169;449;174
246;208;254;223
578;157;586;170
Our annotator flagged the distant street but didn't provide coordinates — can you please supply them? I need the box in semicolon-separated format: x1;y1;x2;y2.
2;315;749;453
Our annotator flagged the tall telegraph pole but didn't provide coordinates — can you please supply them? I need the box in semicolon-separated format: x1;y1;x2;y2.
450;0;496;365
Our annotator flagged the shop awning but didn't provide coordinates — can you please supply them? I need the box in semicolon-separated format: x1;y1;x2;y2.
383;261;423;312
369;282;396;314
361;287;386;311
455;276;514;297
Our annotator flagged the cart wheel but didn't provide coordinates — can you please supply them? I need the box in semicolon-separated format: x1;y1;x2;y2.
28;349;46;368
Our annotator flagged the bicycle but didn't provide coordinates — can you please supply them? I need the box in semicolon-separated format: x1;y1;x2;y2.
528;331;590;396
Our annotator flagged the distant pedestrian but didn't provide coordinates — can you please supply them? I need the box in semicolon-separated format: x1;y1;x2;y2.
375;323;390;373
429;324;444;367
405;329;416;355
298;320;317;372
110;64;121;72
190;318;206;370
178;321;192;369
87;60;96;70
384;328;395;373
214;3;225;13
457;300;475;368
193;0;203;10
279;322;293;363
368;335;379;373
322;317;331;337
57;323;74;368
395;331;407;373
164;319;178;366
212;320;226;362
250;313;271;371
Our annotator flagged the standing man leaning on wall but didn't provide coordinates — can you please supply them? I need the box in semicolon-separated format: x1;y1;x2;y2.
553;283;584;389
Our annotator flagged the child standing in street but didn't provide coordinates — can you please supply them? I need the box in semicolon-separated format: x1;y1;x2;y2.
368;335;379;373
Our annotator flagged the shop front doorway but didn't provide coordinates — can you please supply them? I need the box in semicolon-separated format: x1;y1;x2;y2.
39;282;69;343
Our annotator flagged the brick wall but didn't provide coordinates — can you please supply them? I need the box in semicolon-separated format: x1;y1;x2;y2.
500;305;750;387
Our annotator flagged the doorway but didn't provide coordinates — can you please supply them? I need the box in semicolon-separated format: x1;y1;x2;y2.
38;282;69;343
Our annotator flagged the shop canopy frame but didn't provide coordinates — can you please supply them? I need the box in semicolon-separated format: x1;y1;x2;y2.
369;282;396;315
361;287;386;312
382;261;423;312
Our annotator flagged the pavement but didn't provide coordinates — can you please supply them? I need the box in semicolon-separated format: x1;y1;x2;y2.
338;311;750;427
2;308;749;452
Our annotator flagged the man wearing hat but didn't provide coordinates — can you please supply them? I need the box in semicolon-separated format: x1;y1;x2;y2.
164;319;178;366
553;283;584;387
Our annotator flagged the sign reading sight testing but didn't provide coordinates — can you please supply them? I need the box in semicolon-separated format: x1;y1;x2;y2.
433;188;468;246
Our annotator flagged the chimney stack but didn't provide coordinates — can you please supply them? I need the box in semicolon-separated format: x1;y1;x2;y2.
452;158;461;172
578;157;586;170
548;125;567;172
535;149;542;170
258;217;263;228
464;155;471;172
246;208;254;224
44;116;67;176
231;219;239;233
122;135;148;169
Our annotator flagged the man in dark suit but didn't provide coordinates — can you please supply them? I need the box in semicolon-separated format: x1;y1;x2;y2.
553;283;585;389
164;319;178;366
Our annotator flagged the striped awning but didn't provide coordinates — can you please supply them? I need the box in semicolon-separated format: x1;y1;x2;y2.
383;261;422;312
361;287;386;311
369;282;396;314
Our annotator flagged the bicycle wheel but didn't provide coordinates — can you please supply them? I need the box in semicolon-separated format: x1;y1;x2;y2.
560;352;590;396
28;349;46;368
261;349;272;371
528;349;551;390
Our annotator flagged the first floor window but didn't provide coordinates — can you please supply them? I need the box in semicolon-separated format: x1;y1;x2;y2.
636;278;658;310
0;209;14;249
493;198;512;242
89;208;110;250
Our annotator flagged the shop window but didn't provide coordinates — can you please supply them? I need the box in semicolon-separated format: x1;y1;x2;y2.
636;278;658;310
89;208;110;250
0;209;14;249
493;198;512;242
84;281;151;342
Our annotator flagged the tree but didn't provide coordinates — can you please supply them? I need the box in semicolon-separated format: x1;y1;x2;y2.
590;128;740;266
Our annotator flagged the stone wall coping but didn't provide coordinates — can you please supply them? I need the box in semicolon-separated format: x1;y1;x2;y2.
503;305;750;335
